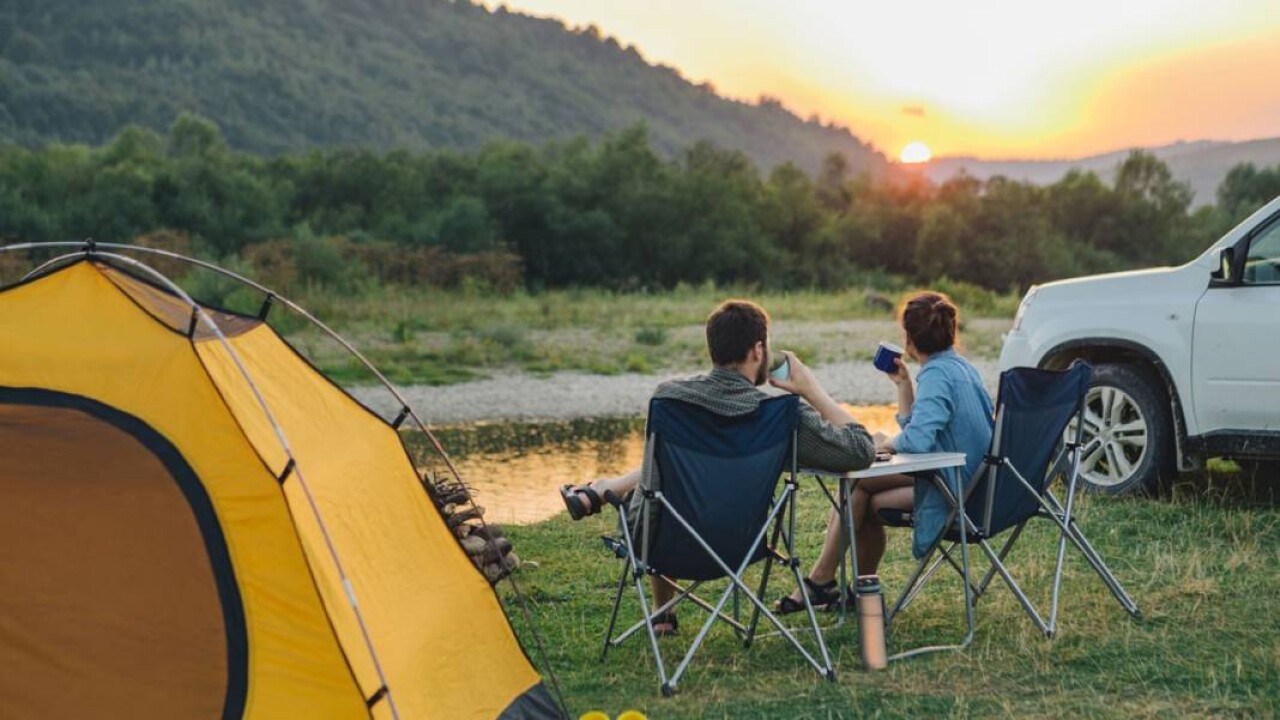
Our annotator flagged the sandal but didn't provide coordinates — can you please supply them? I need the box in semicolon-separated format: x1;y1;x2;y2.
651;611;679;637
774;577;841;615
559;484;602;521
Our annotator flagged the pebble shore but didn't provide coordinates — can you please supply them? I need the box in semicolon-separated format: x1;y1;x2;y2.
350;359;1001;425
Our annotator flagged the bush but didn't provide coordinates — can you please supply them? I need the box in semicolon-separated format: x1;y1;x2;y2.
624;352;653;373
293;235;364;292
634;326;668;346
180;254;260;312
131;230;194;278
241;239;298;290
479;324;528;351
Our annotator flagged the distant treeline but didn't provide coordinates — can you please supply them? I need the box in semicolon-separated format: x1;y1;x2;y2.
2;115;1279;294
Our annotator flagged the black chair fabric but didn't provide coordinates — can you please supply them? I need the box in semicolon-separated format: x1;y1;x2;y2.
644;395;798;581
961;363;1092;539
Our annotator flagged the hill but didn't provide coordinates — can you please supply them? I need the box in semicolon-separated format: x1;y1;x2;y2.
923;137;1280;206
0;0;887;175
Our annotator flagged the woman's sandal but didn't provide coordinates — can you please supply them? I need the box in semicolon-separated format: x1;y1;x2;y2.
651;611;678;637
559;484;603;521
773;577;841;615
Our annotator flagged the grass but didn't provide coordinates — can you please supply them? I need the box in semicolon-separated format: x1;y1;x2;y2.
498;467;1279;718
275;280;1020;386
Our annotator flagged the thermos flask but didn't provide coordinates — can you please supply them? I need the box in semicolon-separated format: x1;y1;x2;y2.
856;574;888;670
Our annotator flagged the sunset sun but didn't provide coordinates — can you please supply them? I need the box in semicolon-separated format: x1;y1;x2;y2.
899;141;932;164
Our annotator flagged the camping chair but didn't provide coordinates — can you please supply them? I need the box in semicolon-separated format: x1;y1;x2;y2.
598;395;835;696
882;362;1142;660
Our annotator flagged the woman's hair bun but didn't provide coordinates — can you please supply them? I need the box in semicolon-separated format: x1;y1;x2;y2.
900;291;959;354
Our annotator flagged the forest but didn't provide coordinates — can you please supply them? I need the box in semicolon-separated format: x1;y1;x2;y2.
3;116;1279;296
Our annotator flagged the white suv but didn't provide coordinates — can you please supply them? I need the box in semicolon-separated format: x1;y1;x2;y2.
1000;195;1280;493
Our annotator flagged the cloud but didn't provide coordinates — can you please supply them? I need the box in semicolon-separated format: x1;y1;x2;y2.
901;106;927;117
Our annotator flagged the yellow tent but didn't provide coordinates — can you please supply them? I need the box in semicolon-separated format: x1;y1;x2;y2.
0;252;560;719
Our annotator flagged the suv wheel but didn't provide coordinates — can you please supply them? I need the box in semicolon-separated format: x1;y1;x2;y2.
1064;363;1173;494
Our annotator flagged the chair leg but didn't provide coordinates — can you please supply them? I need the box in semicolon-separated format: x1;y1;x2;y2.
1036;484;1141;620
1064;519;1142;618
632;490;836;686
601;560;630;661
976;522;1026;597
669;505;835;687
786;557;837;680
668;581;741;691
888;494;962;624
611;580;718;647
781;487;836;679
630;570;672;694
975;536;1050;636
746;514;787;646
606;507;672;693
936;544;982;601
891;550;947;621
889;508;976;661
664;579;747;633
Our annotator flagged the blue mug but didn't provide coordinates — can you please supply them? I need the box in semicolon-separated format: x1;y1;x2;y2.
873;342;903;374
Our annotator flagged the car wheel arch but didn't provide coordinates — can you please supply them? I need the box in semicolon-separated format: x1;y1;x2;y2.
1038;338;1195;472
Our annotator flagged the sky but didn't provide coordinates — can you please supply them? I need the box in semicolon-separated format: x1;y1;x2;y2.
495;0;1280;161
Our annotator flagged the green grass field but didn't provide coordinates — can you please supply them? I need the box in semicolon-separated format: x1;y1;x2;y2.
500;469;1279;719
275;279;1020;386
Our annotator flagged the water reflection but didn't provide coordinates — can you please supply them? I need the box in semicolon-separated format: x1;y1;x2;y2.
418;405;899;526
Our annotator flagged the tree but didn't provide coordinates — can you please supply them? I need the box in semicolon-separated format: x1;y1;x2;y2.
1113;151;1193;265
1218;163;1280;223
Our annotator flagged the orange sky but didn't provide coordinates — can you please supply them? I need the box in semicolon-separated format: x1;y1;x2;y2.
496;0;1280;160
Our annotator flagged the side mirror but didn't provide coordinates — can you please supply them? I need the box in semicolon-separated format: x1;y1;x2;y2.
1210;247;1235;286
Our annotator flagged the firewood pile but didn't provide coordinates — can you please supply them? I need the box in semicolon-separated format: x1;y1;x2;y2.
423;475;520;584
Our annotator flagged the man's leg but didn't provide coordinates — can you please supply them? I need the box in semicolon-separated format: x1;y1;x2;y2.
562;467;641;519
649;576;677;633
592;467;641;500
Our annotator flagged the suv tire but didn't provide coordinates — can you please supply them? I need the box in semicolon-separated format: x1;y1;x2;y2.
1067;363;1174;495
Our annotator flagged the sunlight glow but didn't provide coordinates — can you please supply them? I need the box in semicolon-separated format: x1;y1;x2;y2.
500;0;1280;158
899;142;932;164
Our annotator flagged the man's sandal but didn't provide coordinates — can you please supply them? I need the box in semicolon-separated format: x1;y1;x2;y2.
559;484;603;521
773;577;841;615
651;611;678;637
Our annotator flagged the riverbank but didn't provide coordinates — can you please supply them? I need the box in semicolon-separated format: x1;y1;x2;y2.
350;356;1002;424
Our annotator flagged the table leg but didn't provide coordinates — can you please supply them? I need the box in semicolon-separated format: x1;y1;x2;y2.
837;479;848;625
842;477;861;629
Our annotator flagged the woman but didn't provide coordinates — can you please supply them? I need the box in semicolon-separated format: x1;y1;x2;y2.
778;291;993;612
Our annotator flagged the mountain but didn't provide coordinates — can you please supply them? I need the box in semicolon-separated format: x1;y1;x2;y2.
923;137;1280;206
0;0;888;175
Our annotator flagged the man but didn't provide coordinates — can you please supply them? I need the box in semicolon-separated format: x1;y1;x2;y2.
559;300;874;633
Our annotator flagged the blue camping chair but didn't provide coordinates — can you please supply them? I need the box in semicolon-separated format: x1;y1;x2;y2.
599;395;835;695
884;363;1142;659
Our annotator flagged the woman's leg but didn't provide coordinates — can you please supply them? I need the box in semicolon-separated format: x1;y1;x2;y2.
827;474;912;581
859;484;914;575
782;475;913;607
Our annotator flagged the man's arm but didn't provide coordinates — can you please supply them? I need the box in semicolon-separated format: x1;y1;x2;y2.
769;351;875;470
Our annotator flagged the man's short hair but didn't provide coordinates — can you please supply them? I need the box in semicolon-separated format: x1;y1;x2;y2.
706;300;769;366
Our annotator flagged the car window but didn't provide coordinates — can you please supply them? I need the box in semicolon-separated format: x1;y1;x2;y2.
1244;220;1280;285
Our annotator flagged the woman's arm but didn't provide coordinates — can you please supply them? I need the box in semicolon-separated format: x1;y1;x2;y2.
894;365;915;420
875;357;916;453
891;366;953;454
